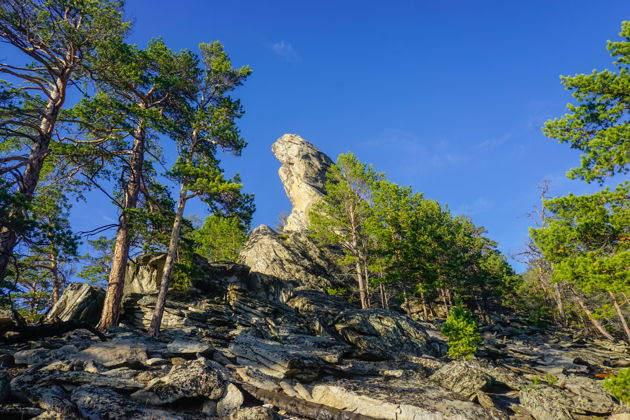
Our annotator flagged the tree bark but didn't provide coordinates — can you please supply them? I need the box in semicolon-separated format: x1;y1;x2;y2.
420;291;428;320
609;291;630;344
50;253;60;305
0;78;66;281
569;287;614;341
379;282;389;310
439;288;449;314
553;282;566;325
148;183;187;337
96;119;145;332
348;207;367;309
354;258;367;309
362;256;371;308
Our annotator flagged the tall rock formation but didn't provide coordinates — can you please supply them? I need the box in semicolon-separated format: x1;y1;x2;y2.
271;133;332;232
239;134;344;290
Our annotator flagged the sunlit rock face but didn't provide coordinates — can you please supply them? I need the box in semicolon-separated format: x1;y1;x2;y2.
271;133;333;232
238;135;343;292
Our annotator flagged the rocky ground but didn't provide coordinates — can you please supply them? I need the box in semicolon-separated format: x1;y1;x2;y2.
0;134;628;419
0;251;629;420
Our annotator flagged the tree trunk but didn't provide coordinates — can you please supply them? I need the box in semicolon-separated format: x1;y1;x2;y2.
420;291;429;320
354;258;367;309
379;282;388;310
50;253;61;305
446;288;454;307
0;80;66;281
96;119;146;332
148;183;187;337
348;208;367;309
439;288;449;314
360;251;370;308
609;291;630;344
569;287;614;341
553;282;566;325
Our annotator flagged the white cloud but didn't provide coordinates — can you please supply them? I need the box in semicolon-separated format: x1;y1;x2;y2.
271;41;300;63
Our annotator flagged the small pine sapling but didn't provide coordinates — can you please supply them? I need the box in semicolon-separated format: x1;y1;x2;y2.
441;301;482;359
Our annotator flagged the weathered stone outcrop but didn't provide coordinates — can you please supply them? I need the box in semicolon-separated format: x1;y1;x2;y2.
45;283;104;325
238;370;509;420
230;331;345;381
123;254;166;295
333;309;432;359
72;386;185;420
124;254;254;297
429;359;494;398
239;134;347;293
131;358;225;405
271;133;333;232
239;225;343;291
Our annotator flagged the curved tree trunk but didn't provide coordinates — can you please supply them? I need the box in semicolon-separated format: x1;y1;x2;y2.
553;282;566;325
148;183;187;337
96;119;145;332
609;291;630;344
0;77;66;282
569;287;614;341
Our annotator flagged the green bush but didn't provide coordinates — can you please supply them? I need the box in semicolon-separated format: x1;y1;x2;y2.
441;302;482;359
603;368;630;404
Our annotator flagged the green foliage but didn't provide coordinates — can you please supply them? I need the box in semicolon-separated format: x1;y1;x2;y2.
533;20;630;339
542;21;630;184
531;183;630;296
543;373;559;385
441;302;482;359
309;152;517;312
1;183;79;316
310;152;382;253
192;215;247;262
326;287;350;297
603;368;630;404
309;152;383;307
512;268;554;326
78;236;114;287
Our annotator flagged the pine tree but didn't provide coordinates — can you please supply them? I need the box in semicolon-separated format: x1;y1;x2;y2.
534;20;630;342
147;42;253;337
193;215;248;262
71;38;200;332
0;0;129;281
310;153;383;309
542;21;630;184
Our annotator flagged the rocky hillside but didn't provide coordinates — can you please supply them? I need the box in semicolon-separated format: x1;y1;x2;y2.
0;134;628;420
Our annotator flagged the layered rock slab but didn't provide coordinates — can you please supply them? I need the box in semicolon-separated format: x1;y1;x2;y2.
239;225;343;291
45;283;104;325
238;368;508;420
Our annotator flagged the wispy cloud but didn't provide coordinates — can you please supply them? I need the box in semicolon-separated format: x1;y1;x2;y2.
477;132;514;149
361;132;466;177
454;198;494;216
271;41;300;63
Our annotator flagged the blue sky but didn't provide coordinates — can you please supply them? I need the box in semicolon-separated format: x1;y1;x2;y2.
11;1;630;272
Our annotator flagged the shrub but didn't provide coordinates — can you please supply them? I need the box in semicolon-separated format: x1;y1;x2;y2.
441;302;482;359
603;368;630;404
